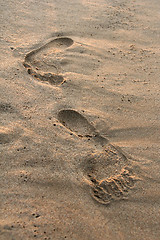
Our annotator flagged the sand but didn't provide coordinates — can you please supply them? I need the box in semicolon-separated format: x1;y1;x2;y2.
0;0;160;239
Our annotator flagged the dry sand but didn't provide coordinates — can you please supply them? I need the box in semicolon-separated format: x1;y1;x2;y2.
0;0;160;239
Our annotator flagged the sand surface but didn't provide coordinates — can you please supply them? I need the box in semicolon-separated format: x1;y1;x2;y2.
0;0;160;239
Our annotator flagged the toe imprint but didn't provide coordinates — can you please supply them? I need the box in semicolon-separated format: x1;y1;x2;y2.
89;167;140;205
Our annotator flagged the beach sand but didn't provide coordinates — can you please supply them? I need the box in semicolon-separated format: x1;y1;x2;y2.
0;0;160;239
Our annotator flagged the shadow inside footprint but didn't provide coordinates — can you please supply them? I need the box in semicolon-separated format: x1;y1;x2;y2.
58;109;108;147
24;37;74;86
58;109;96;137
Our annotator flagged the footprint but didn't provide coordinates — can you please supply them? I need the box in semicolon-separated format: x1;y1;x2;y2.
57;109;141;205
57;109;108;146
23;36;103;85
23;37;74;85
57;109;96;136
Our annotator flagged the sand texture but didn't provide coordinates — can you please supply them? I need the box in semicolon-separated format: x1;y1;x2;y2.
0;0;160;239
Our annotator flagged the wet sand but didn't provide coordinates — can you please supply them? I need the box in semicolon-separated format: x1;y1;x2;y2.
0;0;160;239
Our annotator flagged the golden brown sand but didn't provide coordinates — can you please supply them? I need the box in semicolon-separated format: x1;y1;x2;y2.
0;0;160;239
